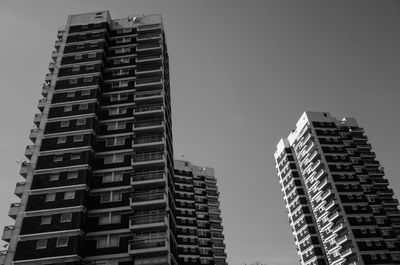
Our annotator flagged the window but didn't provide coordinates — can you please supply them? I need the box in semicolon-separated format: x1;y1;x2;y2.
104;154;125;164
86;65;95;70
72;66;80;72
54;155;63;162
67;171;79;179
101;191;122;203
115;47;131;54
57;136;67;144
41;215;52;225
84;76;93;82
102;171;123;183
109;106;127;115
70;153;81;160
90;42;98;47
67;91;75;97
75;54;82;60
371;254;377;260
64;191;75;200
77;118;86;125
49;173;59;181
106;137;126;147
88;53;96;58
60;213;72;223
114;58;130;65
70;78;78;84
74;135;84;142
107;121;126;130
97;234;119;248
113;69;129;76
46;193;56;202
56;237;69;247
117;28;132;34
81;89;90;96
64;105;73;112
99;212;121;225
110;93;128;102
60;120;69;127
79;103;89;110
36;239;47;249
77;44;84;49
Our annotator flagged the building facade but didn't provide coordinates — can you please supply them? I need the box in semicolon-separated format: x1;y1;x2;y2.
0;11;226;265
274;112;400;265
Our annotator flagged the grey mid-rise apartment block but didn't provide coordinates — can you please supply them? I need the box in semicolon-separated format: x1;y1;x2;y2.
274;112;400;265
0;11;226;265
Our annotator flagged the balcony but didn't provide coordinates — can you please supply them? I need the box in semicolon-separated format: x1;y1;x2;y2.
134;104;164;117
54;39;62;48
134;90;164;103
128;237;168;256
132;152;165;168
25;145;35;159
129;214;167;230
130;191;167;208
317;178;329;190
136;43;162;53
42;84;50;97
133;135;165;150
131;170;166;187
325;199;336;211
38;98;47;111
57;28;65;38
340;247;353;258
332;222;345;234
0;250;7;264
137;33;162;42
8;203;20;219
328;211;340;222
136;55;163;64
33;113;43;126
14;182;25;198
29;128;39;143
19;162;31;178
133;119;164;132
321;189;333;201
137;24;161;32
336;234;349;245
51;50;59;60
2;226;14;243
135;67;163;77
45;72;54;82
134;77;164;91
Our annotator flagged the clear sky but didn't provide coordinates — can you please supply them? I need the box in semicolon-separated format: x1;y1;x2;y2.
0;1;399;265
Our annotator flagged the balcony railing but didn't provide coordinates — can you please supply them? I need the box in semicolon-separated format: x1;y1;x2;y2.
137;24;161;31
136;55;163;63
135;105;163;113
135;90;163;98
131;192;164;202
134;135;163;145
133;152;164;163
129;237;167;251
2;226;15;242
133;119;163;128
130;214;165;226
14;182;25;198
137;33;161;41
135;77;162;86
132;170;165;182
9;203;20;219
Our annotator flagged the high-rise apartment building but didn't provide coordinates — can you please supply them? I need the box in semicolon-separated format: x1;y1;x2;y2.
0;11;226;265
274;112;400;265
173;160;227;265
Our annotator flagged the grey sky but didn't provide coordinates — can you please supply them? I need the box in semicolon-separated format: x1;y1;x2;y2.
1;1;399;265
